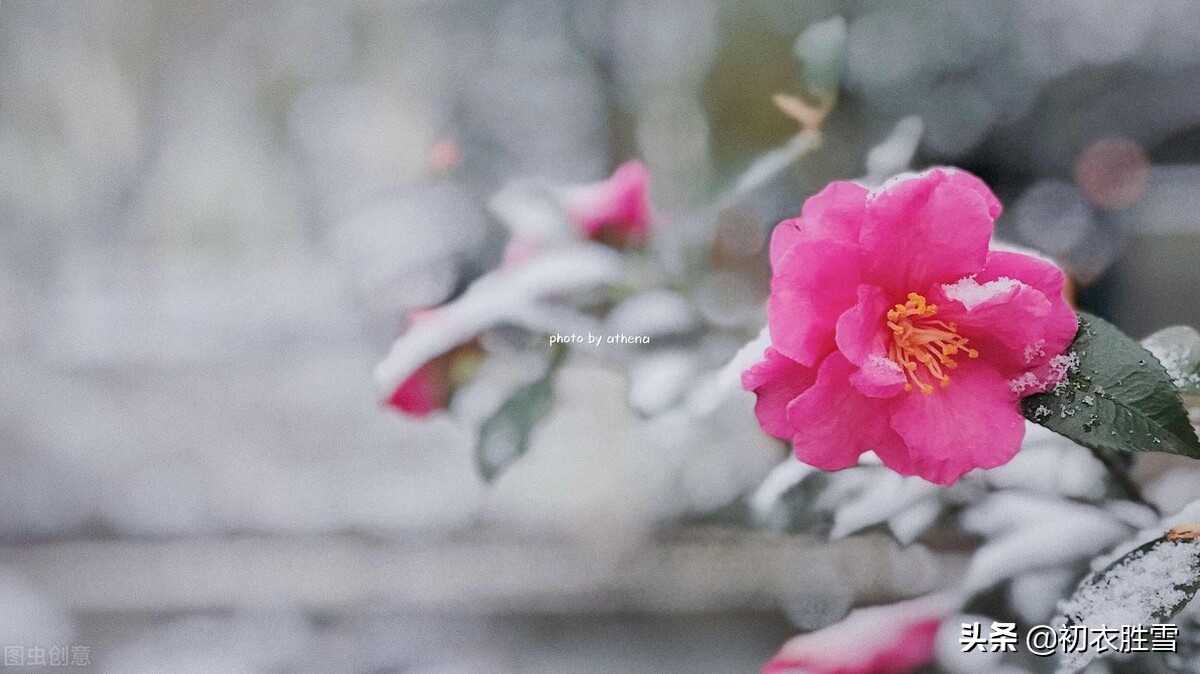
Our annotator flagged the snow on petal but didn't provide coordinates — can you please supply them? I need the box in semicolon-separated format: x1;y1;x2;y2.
940;276;1020;310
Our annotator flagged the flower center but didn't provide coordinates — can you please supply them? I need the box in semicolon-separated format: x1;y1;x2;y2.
886;292;978;394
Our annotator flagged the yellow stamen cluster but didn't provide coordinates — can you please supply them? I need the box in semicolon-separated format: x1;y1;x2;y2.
886;292;978;394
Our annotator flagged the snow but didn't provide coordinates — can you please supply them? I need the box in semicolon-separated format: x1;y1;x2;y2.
1047;351;1081;393
859;116;923;187
373;243;623;396
941;276;1020;310
1023;338;1047;364
959;492;1132;593
487;177;573;243
982;424;1108;501
1009;567;1076;623
887;497;944;545
627;351;698;416
1054;538;1200;673
1009;371;1040;395
604;289;699;339
828;471;939;540
1142;325;1200;391
749;456;817;527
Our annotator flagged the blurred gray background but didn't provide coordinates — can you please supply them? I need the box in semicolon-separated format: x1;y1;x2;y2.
2;0;1199;671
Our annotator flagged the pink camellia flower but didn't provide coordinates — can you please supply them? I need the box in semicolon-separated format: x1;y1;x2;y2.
763;595;951;674
743;168;1077;485
561;160;653;247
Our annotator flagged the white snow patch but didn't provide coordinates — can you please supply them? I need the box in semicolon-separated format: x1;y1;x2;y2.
1142;326;1200;390
749;456;816;527
1054;539;1200;673
1023;338;1047;365
1009;372;1040;395
1047;351;1080;393
828;471;939;540
941;276;1019;310
960;492;1132;593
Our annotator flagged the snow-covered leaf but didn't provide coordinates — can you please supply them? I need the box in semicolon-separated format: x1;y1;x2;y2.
959;492;1132;593
828;472;939;540
1141;325;1200;396
887;497;943;546
627;351;697;417
373;243;621;397
749;456;816;527
1055;536;1200;673
487;178;571;244
860;116;923;187
604;289;698;340
1022;313;1200;460
726;134;820;202
981;423;1108;501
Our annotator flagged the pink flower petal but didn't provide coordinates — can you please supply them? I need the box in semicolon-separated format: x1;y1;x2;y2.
743;348;817;440
769;218;804;268
975;250;1078;367
768;182;873;266
386;361;449;417
977;250;1062;298
835;285;907;398
931;254;1076;376
835;284;891;366
770;182;868;266
565;160;653;245
850;356;908;399
798;180;870;244
785;353;893;471
932;277;1049;372
887;359;1026;485
860;169;997;295
763;594;949;674
769;239;863;367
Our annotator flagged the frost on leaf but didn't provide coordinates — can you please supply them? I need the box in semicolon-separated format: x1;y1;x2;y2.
1054;536;1200;673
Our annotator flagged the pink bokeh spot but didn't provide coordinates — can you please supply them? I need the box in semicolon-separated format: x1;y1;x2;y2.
743;168;1077;485
762;595;949;674
563;160;653;247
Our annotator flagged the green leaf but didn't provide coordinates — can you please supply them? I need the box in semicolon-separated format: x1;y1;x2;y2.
794;16;846;102
1022;313;1200;459
474;350;561;482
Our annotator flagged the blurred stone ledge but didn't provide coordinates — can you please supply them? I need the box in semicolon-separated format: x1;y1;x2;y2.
0;528;962;615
